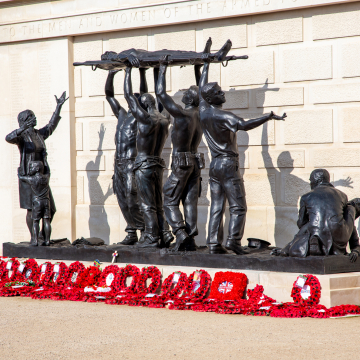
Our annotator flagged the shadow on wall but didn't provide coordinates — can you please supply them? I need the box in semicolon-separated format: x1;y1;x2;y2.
86;124;112;244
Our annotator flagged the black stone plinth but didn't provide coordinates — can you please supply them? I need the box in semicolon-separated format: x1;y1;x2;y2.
3;242;360;274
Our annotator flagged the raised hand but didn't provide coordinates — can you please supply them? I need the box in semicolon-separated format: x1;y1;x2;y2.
55;91;69;106
127;54;140;68
270;112;287;121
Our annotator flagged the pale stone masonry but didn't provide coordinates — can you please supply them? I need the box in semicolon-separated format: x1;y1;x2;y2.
1;0;360;248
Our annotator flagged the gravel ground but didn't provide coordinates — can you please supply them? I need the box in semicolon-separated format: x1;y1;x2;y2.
0;296;358;360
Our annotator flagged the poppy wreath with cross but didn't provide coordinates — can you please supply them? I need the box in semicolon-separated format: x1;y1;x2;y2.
84;265;120;303
0;258;20;286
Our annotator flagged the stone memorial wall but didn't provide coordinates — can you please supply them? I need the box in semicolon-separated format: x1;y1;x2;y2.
1;0;360;247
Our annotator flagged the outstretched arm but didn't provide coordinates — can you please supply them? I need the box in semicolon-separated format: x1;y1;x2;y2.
156;60;184;118
105;70;123;118
39;91;68;140
237;111;286;132
124;66;151;125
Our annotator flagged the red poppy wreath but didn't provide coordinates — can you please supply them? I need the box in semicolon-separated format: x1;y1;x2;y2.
209;271;248;301
291;274;321;307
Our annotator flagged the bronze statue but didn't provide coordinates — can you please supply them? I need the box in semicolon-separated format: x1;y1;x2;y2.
18;161;51;246
5;92;68;243
156;56;203;251
105;69;145;245
198;49;286;255
73;38;248;71
272;169;360;262
124;65;173;248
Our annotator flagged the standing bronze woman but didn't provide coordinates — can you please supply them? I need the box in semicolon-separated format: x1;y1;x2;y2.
5;91;68;245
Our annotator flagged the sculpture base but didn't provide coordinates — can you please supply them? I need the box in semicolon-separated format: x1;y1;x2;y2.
3;242;360;275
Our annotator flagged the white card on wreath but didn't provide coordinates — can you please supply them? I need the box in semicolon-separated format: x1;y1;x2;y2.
6;261;12;270
106;273;114;286
53;264;60;273
295;275;307;289
172;272;180;284
41;264;47;273
145;294;156;298
18;264;25;273
300;285;311;300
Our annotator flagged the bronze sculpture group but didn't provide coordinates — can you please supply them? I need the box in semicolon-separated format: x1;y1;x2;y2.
6;37;360;263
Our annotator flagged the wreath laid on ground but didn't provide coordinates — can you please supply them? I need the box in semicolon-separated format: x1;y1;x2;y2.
169;270;211;310
128;266;162;306
0;259;39;297
0;258;20;285
106;264;140;305
209;271;248;301
84;265;120;302
291;274;321;307
52;261;87;301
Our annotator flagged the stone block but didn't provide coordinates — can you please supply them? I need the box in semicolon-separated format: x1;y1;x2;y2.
256;17;302;46
74;68;82;97
237;119;275;146
238;150;249;169
75;100;104;118
314;149;360;168
267;206;299;248
203;23;247;50
154;29;195;51
258;150;305;168
226;50;274;86
330;288;360;307
243;174;275;206
243;206;268;243
282;46;332;82
73;38;102;63
89;121;116;151
312;83;360;104
330;275;360;290
75;122;83;151
341;42;360;78
284;173;310;206
77;176;84;204
75;204;122;245
341;107;360;143
285;109;333;144
108;31;147;52
313;5;360;40
256;87;303;107
86;67;108;97
223;90;249;109
88;174;117;205
334;172;360;202
76;155;105;171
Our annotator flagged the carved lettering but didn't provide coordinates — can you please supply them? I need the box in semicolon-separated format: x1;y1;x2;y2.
188;4;194;14
142;11;146;21
241;0;249;7
131;12;138;21
79;19;84;28
149;10;155;20
22;26;27;35
121;13;127;23
49;22;56;32
29;25;35;34
59;21;63;31
255;0;259;6
175;7;179;16
96;17;102;26
164;8;171;18
197;3;203;13
223;0;227;9
263;0;270;4
110;14;118;24
10;27;15;37
38;23;42;33
207;3;211;12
